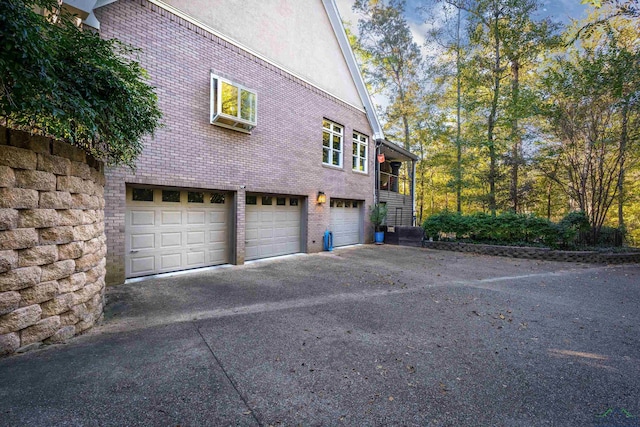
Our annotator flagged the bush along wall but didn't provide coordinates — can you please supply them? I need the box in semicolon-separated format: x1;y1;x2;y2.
422;211;622;249
0;127;106;356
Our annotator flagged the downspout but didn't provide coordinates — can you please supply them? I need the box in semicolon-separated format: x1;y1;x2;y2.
374;139;383;205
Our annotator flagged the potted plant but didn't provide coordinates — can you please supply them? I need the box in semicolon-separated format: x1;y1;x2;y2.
369;203;388;244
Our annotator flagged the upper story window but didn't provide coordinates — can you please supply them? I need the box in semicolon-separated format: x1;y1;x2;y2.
352;131;368;173
322;119;343;167
210;73;257;133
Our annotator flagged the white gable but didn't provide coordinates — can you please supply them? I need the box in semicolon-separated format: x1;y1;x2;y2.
160;0;364;109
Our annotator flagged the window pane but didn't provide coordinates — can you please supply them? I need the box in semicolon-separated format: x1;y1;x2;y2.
333;135;341;150
345;201;351;208
210;193;225;204
277;197;286;206
323;119;331;130
132;188;154;202
246;195;257;205
241;89;256;122
352;201;358;208
290;198;298;206
332;152;340;166
262;196;272;205
162;190;181;202
221;81;238;117
323;131;330;147
336;200;344;207
334;124;343;134
360;145;367;158
188;192;204;203
323;148;329;164
352;156;357;169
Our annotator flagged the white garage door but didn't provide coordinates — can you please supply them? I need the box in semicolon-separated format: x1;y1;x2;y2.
126;188;229;278
330;199;362;247
245;194;302;261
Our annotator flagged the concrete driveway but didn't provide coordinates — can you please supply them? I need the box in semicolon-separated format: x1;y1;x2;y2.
1;245;639;426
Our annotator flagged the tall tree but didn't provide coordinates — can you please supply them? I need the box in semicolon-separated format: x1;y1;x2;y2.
424;1;469;213
353;0;423;151
541;40;638;241
442;0;512;215
575;7;640;231
499;1;560;213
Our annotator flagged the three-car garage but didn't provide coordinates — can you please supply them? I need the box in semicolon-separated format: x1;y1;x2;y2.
125;187;365;279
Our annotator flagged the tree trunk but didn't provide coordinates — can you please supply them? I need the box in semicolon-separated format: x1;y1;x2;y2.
510;59;521;213
617;102;628;230
546;181;552;220
455;6;463;214
487;12;501;216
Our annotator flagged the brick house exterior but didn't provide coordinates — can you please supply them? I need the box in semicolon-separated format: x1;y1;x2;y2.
87;0;388;284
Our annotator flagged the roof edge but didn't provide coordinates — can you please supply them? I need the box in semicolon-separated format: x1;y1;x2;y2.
322;0;385;141
381;139;418;161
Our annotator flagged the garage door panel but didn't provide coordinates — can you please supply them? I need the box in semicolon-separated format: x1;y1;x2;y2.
187;211;206;224
274;227;289;238
245;247;258;259
259;228;274;239
161;232;181;248
160;253;182;270
260;211;274;222
245;227;258;240
126;188;230;278
186;231;205;245
161;211;182;225
209;249;226;263
131;233;155;251
130;256;155;275
131;210;155;226
187;251;205;266
209;211;226;223
258;245;274;257
209;230;226;242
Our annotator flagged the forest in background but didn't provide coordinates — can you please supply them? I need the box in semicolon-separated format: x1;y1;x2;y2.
347;0;639;245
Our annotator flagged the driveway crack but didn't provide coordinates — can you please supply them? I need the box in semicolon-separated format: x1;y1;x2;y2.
193;322;263;427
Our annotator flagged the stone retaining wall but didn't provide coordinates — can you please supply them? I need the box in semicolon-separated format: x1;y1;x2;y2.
0;127;106;356
422;241;640;264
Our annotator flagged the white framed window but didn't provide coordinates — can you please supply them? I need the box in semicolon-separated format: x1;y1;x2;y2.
322;119;343;167
352;131;368;173
210;73;257;133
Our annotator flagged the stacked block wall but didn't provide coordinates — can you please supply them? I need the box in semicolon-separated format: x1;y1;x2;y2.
0;127;106;356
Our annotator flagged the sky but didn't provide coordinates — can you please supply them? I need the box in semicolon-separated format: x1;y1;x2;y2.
335;0;591;45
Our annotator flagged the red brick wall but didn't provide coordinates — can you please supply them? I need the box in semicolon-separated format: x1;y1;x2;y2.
97;0;374;284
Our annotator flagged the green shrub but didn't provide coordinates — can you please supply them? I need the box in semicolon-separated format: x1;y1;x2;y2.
0;0;162;167
596;226;625;247
369;204;388;232
423;211;560;247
